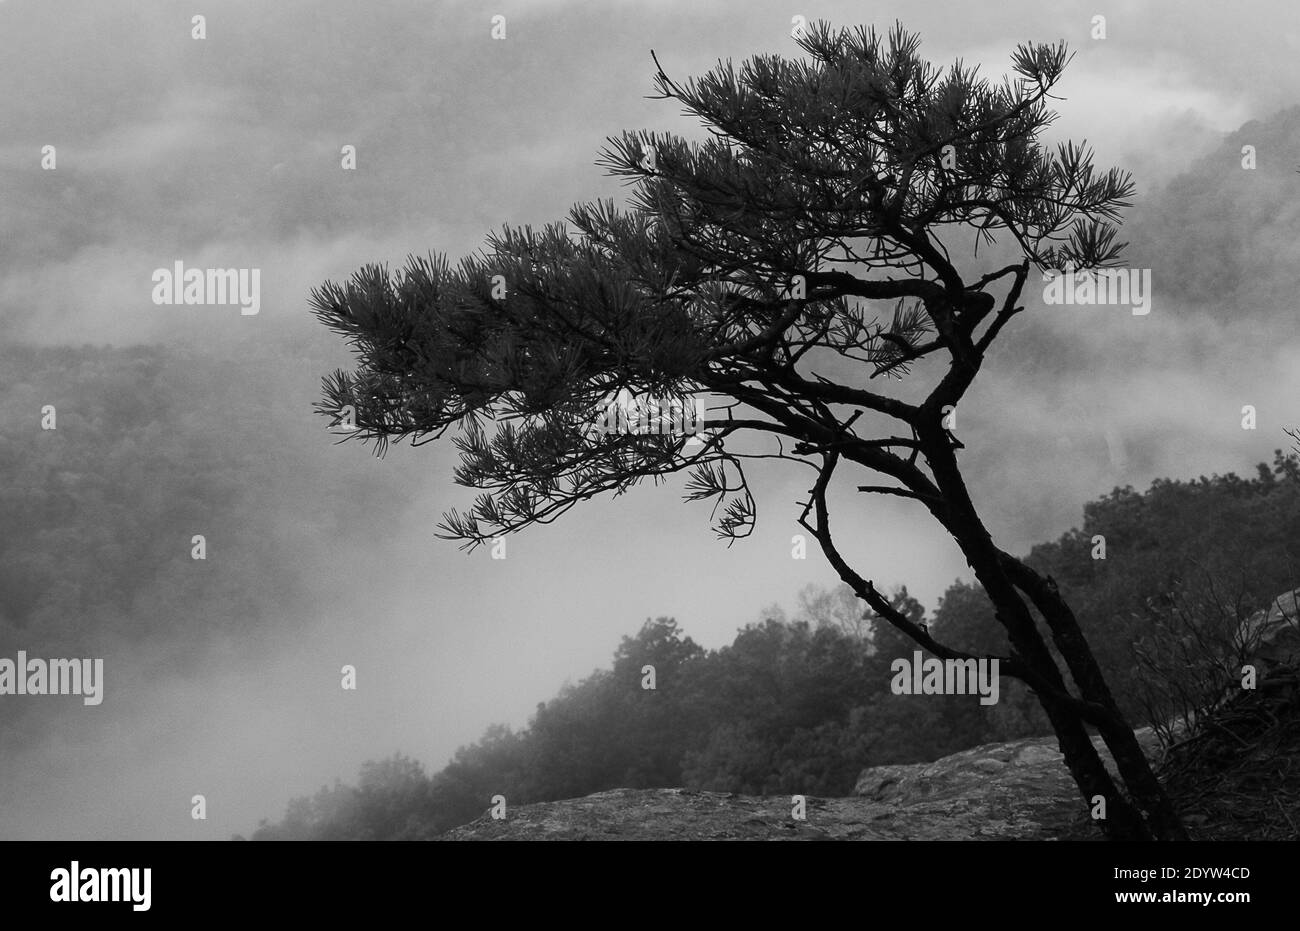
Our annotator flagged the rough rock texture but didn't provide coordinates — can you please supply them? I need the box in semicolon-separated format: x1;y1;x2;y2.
439;788;895;840
1238;589;1300;670
850;728;1161;840
439;728;1161;841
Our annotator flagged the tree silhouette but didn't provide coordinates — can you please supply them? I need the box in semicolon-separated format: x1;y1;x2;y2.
312;22;1184;839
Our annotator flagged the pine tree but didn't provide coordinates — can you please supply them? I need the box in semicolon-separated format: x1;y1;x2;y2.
311;21;1184;839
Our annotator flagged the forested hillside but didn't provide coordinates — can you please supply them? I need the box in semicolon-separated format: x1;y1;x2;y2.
250;450;1300;839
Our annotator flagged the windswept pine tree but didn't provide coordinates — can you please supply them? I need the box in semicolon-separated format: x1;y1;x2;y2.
312;22;1185;839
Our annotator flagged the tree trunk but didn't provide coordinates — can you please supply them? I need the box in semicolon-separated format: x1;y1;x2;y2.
974;567;1161;839
919;430;1186;840
998;556;1188;840
1028;670;1153;840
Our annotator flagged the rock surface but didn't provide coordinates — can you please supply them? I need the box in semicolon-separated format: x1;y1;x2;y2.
439;727;1161;841
1238;588;1300;669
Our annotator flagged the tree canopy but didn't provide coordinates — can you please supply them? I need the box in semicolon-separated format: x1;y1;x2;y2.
311;22;1133;549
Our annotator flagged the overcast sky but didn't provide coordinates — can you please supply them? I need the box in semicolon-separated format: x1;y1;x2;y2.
1;0;1297;839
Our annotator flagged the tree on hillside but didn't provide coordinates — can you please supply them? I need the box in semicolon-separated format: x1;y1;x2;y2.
312;22;1184;838
796;582;870;640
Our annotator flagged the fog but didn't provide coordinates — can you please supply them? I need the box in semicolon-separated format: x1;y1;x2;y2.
0;0;1296;838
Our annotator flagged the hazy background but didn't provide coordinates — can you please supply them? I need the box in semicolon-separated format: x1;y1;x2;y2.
0;0;1297;839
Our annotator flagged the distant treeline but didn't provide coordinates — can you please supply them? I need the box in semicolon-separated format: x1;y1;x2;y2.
248;450;1300;839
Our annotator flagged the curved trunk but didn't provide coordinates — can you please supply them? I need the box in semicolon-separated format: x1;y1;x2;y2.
998;555;1188;839
918;425;1186;841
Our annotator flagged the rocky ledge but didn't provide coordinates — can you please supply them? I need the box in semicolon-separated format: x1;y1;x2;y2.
439;728;1160;841
441;593;1298;840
